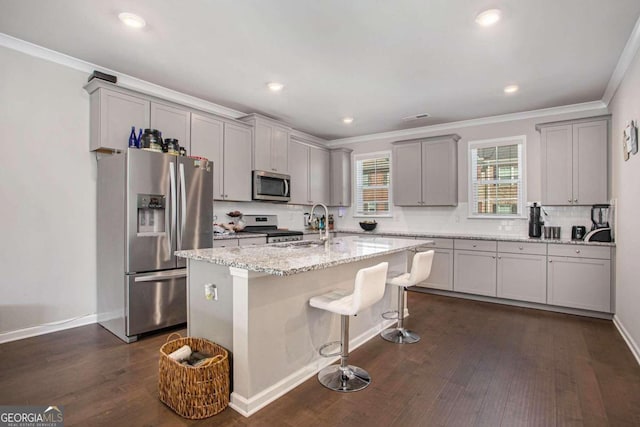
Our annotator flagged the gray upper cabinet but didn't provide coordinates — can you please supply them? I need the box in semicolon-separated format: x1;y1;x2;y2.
288;139;329;205
190;113;252;202
241;114;290;174
393;134;459;206
538;117;609;205
150;102;191;154
222;122;253;201
88;86;150;152
329;148;353;207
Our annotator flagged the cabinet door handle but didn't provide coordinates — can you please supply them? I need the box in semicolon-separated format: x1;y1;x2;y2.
497;256;501;259
472;244;477;248
518;246;523;250
549;260;553;263
575;249;581;254
574;199;578;203
492;255;496;259
568;198;572;203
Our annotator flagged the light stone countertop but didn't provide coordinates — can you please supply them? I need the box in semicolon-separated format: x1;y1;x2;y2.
178;236;432;276
326;229;615;247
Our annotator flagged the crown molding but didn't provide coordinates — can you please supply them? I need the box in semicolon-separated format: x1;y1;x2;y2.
0;32;246;119
327;101;607;146
602;15;640;105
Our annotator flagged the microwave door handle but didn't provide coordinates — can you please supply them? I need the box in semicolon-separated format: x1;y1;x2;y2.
169;161;177;258
179;162;187;251
283;179;289;197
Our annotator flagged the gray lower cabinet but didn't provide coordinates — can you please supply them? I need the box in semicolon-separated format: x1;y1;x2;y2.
413;238;454;291
288;139;329;205
547;244;611;312
190;113;252;202
150;102;191;154
88;86;150;152
329;148;352;207
538;117;608;205
496;241;547;303
454;250;497;296
392;134;459;206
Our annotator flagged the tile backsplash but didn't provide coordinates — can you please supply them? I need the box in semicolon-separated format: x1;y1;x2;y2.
214;201;600;240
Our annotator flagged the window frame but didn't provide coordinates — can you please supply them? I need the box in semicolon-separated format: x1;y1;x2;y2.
353;150;393;218
467;135;527;219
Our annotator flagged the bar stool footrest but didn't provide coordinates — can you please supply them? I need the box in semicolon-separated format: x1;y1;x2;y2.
381;310;399;320
318;340;342;357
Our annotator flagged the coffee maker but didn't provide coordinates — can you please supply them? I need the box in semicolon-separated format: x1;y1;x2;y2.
528;202;544;238
584;204;612;242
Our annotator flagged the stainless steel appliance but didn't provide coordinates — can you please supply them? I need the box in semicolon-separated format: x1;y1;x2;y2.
252;170;291;202
584;204;612;242
97;149;213;343
528;202;543;238
240;214;302;243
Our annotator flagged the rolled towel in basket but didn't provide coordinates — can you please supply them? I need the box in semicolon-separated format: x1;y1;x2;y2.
168;344;192;361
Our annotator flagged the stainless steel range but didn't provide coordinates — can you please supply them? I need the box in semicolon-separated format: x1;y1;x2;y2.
241;214;303;243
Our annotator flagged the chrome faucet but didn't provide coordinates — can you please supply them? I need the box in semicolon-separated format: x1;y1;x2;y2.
310;203;330;242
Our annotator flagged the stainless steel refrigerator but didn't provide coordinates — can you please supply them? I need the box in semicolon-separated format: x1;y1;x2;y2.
97;149;212;343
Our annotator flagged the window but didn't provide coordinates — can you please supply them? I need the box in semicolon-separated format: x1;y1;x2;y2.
468;136;525;218
354;152;392;217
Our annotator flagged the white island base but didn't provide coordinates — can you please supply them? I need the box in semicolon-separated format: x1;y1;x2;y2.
186;251;409;416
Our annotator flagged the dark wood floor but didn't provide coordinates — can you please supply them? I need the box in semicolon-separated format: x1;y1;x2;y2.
1;292;640;426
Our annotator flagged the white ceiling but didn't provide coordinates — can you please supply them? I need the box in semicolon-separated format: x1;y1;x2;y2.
1;1;639;140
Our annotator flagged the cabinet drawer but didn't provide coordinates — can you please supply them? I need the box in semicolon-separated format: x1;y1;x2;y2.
454;239;497;252
211;239;239;248
415;237;454;249
498;241;547;255
547;244;610;259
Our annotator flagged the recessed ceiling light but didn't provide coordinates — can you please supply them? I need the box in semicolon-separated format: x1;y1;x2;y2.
267;82;284;92
118;12;146;29
342;117;354;124
504;84;519;94
475;9;502;27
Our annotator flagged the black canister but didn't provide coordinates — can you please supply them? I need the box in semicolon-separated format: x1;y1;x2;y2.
140;129;163;151
528;202;543;238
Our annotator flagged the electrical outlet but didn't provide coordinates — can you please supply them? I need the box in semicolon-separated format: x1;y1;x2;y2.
204;283;218;301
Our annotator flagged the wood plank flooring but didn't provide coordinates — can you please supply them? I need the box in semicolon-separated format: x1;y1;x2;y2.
1;292;639;426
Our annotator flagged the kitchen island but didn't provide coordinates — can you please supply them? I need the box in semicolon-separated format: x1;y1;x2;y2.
176;235;431;416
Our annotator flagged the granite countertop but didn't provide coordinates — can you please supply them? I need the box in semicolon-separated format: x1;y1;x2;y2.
178;236;432;276
213;232;268;240
330;229;616;247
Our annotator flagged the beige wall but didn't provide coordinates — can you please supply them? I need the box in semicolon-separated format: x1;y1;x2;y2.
0;46;96;336
609;44;640;354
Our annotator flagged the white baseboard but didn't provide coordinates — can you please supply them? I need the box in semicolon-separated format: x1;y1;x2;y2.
0;314;97;344
613;315;640;366
229;318;396;417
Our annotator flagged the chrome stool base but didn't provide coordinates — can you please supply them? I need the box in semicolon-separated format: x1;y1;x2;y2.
381;327;420;344
318;364;371;392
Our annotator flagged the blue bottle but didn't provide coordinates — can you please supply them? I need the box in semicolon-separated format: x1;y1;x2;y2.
128;126;137;148
136;128;143;148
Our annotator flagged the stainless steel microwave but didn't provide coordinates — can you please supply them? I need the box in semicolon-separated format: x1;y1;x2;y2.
252;170;291;202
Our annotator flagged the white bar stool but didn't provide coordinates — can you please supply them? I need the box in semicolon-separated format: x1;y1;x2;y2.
381;250;434;344
309;261;389;392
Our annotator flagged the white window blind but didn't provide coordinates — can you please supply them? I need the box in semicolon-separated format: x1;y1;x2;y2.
355;152;391;216
469;136;525;217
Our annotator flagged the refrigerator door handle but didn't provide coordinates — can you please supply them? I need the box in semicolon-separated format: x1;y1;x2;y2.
169;161;177;256
134;269;187;282
179;162;187;251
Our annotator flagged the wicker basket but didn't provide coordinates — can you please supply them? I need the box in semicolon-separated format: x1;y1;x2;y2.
158;333;230;419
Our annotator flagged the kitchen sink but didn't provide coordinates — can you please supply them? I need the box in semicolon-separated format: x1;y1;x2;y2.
272;240;327;249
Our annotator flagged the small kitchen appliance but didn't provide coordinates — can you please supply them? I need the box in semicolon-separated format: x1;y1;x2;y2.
571;226;587;240
239;214;302;243
528;202;544;238
584;204;612;242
